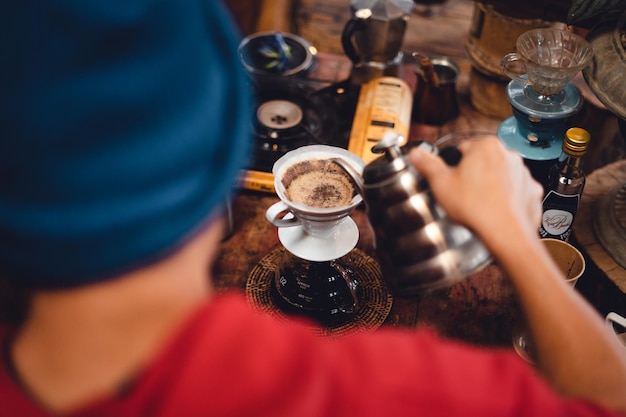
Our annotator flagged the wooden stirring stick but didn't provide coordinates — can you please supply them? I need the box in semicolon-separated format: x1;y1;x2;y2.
412;52;440;88
419;56;440;88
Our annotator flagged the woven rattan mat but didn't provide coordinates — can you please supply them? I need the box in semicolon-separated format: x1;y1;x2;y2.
246;247;393;337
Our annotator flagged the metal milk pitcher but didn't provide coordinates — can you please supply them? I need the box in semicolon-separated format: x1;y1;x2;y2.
333;132;492;294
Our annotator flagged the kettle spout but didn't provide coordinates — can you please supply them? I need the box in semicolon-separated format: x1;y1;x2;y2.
331;157;365;197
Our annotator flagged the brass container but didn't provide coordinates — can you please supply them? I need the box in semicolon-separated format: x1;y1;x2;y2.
464;2;552;119
583;10;626;120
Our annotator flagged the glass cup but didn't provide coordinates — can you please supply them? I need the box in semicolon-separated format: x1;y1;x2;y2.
500;28;593;98
513;238;586;363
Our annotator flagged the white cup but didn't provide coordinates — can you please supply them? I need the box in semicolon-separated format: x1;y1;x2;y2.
266;145;364;240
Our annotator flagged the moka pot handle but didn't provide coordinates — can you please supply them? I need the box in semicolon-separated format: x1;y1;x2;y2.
341;17;365;64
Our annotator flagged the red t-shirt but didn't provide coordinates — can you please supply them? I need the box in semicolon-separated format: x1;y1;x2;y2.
0;292;621;416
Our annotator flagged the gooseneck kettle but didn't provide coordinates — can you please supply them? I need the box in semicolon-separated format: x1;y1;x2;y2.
333;132;492;294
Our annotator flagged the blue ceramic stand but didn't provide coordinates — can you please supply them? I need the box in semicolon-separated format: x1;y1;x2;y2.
498;79;583;160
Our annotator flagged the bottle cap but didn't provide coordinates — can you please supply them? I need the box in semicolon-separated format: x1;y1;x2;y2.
563;127;590;156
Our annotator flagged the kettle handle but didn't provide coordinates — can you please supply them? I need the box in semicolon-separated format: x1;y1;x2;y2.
341;17;365;64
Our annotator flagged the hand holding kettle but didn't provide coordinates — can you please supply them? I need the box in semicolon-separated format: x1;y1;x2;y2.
409;133;544;251
414;134;626;412
333;133;493;294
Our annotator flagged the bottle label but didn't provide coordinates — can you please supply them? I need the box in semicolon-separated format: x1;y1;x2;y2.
539;190;580;241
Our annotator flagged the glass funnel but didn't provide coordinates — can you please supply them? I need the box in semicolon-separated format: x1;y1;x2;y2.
501;28;593;99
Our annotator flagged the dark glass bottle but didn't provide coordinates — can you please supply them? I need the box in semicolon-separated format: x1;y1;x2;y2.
538;127;590;241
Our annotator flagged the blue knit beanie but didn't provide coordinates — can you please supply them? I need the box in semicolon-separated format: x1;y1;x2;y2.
0;1;251;288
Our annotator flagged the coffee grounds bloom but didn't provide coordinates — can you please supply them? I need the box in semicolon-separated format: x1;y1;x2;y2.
282;160;355;209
